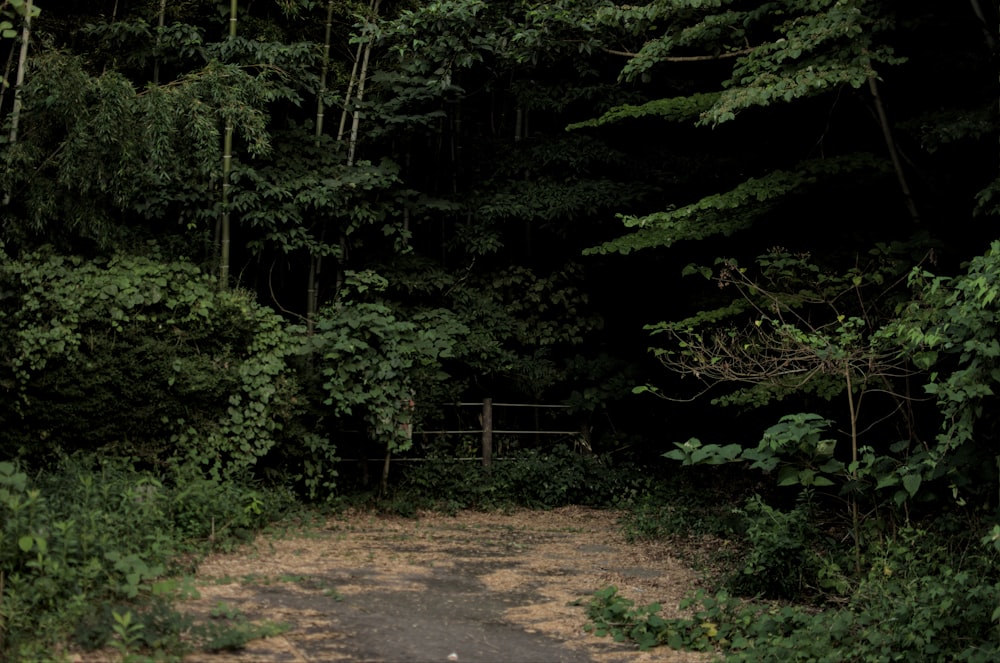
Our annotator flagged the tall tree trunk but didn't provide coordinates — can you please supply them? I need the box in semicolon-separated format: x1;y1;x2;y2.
219;0;237;290
0;39;16;116
335;0;381;293
337;45;364;142
152;0;167;85
307;0;336;334
2;0;32;207
315;0;335;141
346;2;378;168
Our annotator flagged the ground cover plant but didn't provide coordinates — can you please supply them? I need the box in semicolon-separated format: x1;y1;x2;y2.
0;455;296;660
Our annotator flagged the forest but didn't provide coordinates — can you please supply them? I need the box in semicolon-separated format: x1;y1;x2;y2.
1;0;999;659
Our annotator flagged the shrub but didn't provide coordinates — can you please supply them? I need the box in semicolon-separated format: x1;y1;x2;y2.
393;444;643;511
0;245;308;479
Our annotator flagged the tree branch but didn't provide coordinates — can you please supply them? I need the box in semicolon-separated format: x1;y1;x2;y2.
602;46;756;61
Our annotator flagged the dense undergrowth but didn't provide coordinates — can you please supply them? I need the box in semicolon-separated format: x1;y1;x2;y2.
585;482;1000;662
3;447;1000;661
0;454;297;661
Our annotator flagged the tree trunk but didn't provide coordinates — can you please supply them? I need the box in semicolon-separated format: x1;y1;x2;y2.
867;75;920;225
219;0;238;290
346;5;378;168
307;0;336;334
2;0;32;207
334;0;381;292
315;0;335;140
152;0;167;85
0;38;16;116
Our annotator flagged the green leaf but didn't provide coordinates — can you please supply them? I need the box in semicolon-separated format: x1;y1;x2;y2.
776;465;802;487
902;473;922;498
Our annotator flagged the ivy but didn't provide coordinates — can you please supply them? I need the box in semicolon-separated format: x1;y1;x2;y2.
307;270;468;453
0;245;304;477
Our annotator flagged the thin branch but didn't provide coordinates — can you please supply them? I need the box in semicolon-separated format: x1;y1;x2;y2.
602;46;756;61
867;74;921;224
647;381;721;404
268;260;310;324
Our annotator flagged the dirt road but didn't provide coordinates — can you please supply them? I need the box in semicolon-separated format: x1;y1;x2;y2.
177;506;712;663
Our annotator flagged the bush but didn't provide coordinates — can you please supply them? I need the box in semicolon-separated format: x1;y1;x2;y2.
726;493;840;600
0;246;310;479
393;444;643;511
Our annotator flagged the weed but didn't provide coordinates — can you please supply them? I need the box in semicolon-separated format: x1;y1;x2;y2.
584;521;1000;662
0;454;292;660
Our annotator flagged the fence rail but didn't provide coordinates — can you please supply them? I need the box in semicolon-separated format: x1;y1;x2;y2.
337;398;585;471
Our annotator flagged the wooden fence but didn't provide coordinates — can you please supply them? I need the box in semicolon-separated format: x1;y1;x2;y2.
424;398;582;470
338;399;585;491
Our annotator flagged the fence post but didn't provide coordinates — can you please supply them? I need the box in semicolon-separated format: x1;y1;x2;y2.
481;398;492;472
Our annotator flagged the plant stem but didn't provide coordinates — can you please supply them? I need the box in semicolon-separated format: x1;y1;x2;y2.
845;363;862;576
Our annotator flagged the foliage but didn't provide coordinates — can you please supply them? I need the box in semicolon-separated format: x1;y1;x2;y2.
666;414;846;488
585;154;891;255
307;270;468;454
236;127;409;261
0;246;305;478
393;445;643;512
585;521;1000;660
0;0;38;45
0;1;997;658
651;244;929;537
727;493;846;600
566;92;720;130
616;467;750;542
0;50;286;251
894;241;1000;496
0;455;294;659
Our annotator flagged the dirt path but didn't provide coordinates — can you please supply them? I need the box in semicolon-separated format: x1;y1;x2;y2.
175;506;712;663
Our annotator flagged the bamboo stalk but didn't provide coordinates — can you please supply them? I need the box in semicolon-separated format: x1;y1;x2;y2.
152;0;167;85
307;0;336;334
346;1;380;167
335;0;381;292
337;44;364;141
968;0;996;50
315;0;335;141
2;0;32;207
219;0;238;290
0;37;16;115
